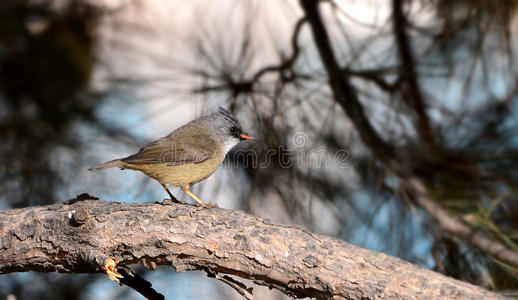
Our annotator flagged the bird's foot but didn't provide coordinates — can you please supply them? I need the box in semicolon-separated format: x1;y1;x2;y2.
102;258;123;283
160;198;181;206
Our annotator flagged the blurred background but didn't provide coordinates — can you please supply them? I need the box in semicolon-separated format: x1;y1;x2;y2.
2;0;518;299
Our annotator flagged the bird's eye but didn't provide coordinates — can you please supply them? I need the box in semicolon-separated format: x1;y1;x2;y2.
230;126;237;133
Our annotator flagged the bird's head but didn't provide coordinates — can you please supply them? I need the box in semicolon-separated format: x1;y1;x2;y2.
204;107;254;152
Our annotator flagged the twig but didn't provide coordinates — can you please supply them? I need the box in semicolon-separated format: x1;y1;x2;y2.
391;0;436;151
117;265;165;300
251;16;307;82
191;16;307;95
206;269;254;300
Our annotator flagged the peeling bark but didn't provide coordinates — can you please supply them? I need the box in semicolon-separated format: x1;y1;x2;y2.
0;195;503;299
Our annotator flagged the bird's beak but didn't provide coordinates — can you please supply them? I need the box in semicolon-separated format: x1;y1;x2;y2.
239;133;255;140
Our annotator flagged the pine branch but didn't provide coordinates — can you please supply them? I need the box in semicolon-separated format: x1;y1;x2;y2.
0;195;503;299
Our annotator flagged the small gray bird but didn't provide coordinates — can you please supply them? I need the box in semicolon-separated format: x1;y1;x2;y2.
89;107;254;207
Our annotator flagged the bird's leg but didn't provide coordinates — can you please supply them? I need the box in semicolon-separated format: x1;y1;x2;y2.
102;258;123;283
181;187;207;207
161;183;180;203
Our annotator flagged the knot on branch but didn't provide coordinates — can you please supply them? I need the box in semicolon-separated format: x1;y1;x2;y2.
69;206;90;226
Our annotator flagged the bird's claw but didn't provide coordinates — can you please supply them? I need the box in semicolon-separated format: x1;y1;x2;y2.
102;258;123;283
160;198;178;205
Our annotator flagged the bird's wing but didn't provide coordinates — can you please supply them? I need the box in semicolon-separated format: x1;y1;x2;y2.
121;133;216;166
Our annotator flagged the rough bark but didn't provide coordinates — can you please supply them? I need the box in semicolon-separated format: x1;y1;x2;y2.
0;195;504;300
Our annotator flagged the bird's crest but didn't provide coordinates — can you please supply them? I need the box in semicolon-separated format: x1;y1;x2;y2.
218;107;241;129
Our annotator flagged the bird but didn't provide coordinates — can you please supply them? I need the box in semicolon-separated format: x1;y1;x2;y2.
90;107;255;283
89;107;254;207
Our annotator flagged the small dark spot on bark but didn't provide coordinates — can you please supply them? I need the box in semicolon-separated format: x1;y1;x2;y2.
233;234;249;248
225;219;241;229
303;254;321;267
233;234;247;241
210;219;226;227
264;227;280;234
93;213;107;223
260;235;271;243
168;206;191;218
114;242;132;254
13;223;36;241
155;239;166;248
1;232;14;249
306;243;318;252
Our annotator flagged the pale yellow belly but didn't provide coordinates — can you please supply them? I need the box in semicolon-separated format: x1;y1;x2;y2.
122;154;224;188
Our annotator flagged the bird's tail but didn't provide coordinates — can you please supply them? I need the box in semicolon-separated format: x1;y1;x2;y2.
88;159;125;171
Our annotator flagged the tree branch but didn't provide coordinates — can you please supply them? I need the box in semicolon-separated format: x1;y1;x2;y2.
299;0;518;272
391;0;437;151
206;268;254;300
342;66;402;93
191;16;307;96
0;196;504;299
299;0;397;163
251;16;307;83
117;264;165;300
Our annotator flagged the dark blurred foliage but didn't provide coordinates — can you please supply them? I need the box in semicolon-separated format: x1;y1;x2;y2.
0;0;105;299
0;0;102;207
417;0;518;289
